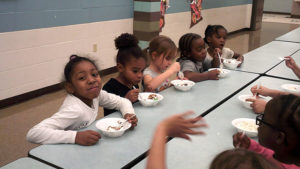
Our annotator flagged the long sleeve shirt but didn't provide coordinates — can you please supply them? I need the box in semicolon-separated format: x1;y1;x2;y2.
248;139;300;169
26;90;134;144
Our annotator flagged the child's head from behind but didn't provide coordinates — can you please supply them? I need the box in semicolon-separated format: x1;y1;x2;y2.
147;35;177;72
258;94;300;157
115;33;147;85
210;149;280;169
64;55;101;106
178;33;206;62
204;25;227;49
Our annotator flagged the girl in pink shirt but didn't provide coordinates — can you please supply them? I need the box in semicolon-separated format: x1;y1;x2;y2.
233;94;300;169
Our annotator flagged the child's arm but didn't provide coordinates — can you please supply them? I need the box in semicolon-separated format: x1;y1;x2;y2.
250;85;286;98
26;111;101;145
143;62;180;92
232;52;244;67
99;90;137;127
147;111;207;169
184;69;219;82
285;56;300;79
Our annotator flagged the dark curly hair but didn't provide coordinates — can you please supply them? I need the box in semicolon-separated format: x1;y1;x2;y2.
115;33;147;65
265;94;300;156
204;25;227;44
177;33;202;61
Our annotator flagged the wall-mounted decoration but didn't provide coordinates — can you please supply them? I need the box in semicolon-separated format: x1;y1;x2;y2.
190;0;203;28
160;0;170;31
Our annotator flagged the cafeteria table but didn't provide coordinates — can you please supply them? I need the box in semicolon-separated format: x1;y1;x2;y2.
28;71;258;169
234;41;300;74
266;49;300;81
133;76;299;169
275;27;300;43
1;158;55;169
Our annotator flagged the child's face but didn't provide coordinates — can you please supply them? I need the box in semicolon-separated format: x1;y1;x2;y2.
68;61;102;105
153;50;176;72
257;107;278;150
121;57;146;85
190;38;206;62
211;29;227;49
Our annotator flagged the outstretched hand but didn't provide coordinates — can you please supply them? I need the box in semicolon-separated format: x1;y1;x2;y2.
285;56;296;69
160;111;207;141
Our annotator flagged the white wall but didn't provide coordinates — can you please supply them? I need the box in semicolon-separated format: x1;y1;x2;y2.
0;4;252;100
0;19;133;100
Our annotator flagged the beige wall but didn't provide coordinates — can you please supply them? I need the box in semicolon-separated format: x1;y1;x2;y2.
161;4;252;46
0;4;252;100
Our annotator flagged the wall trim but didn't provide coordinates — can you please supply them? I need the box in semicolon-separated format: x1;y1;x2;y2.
263;11;291;15
0;66;118;109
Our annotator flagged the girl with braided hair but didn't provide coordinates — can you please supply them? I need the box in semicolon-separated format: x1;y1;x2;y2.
177;33;219;82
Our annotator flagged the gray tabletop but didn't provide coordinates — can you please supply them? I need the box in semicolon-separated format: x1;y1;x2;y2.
133;76;298;169
266;49;300;81
235;41;300;74
275;27;300;43
1;158;55;169
28;71;258;169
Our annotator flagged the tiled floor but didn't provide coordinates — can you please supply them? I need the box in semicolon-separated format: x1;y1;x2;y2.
263;13;300;25
0;16;299;167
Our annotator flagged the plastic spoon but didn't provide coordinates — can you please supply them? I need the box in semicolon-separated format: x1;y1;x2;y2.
178;71;184;80
218;53;223;70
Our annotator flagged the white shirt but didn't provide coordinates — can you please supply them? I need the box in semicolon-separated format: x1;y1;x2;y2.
26;90;134;144
203;47;234;70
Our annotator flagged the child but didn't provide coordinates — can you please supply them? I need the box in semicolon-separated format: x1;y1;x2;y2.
233;94;300;169
143;35;180;92
27;55;137;146
204;25;244;70
103;33;147;116
177;33;219;82
146;112;278;169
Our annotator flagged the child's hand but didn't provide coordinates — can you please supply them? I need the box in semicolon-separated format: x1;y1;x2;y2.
167;62;181;74
285;56;297;69
250;85;272;97
245;98;267;113
233;132;250;149
236;55;244;67
208;69;220;80
75;130;101;146
213;48;221;59
159;111;207;140
124;113;138;128
125;89;140;102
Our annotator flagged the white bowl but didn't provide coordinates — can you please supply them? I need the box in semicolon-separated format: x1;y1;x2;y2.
96;118;131;137
170;80;195;91
138;92;163;106
238;95;256;109
223;59;241;69
208;68;230;78
232;118;258;137
281;84;300;94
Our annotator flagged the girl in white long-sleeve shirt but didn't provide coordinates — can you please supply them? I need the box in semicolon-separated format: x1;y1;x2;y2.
27;55;137;146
